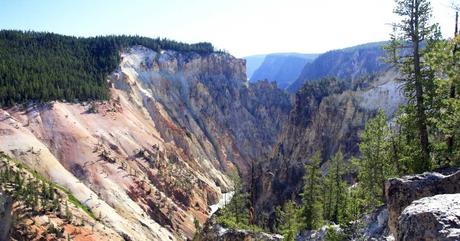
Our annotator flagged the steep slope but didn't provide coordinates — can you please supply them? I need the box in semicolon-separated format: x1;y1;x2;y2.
244;54;266;80
250;53;319;89
0;154;124;241
287;42;389;93
255;70;404;224
0;45;291;240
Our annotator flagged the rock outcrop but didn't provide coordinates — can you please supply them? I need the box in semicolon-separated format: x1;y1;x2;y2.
385;168;460;237
397;194;460;241
196;215;283;241
350;207;390;240
296;225;340;241
0;192;12;241
296;207;389;241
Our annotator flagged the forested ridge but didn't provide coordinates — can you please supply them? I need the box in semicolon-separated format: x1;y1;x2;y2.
0;30;215;106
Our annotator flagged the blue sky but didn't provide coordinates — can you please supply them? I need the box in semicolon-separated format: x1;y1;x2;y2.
0;0;455;57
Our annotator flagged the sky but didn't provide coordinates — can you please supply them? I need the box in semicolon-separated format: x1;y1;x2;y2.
0;0;456;57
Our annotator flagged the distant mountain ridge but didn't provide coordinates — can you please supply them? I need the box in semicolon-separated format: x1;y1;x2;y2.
245;54;266;80
246;53;319;89
287;41;389;92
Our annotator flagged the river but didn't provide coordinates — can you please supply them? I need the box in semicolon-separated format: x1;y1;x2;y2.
209;191;235;215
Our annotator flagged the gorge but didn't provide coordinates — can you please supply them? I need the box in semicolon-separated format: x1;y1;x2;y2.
1;4;460;238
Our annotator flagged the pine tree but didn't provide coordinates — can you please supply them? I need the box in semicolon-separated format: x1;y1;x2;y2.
215;171;250;229
229;171;249;225
277;200;299;241
14;171;22;192
426;12;460;167
387;0;441;172
323;151;348;224
65;201;72;221
192;218;201;241
300;152;324;230
358;109;396;209
325;225;345;241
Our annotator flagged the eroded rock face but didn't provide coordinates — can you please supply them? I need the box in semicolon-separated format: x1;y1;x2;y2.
0;192;12;241
397;194;460;241
256;70;403;224
385;169;460;237
0;46;291;240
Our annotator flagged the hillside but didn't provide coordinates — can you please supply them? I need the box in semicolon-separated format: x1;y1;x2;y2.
287;42;389;93
244;54;266;80
249;53;319;89
0;30;215;106
0;32;292;240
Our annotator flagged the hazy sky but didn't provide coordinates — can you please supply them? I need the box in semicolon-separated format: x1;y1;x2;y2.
0;0;456;57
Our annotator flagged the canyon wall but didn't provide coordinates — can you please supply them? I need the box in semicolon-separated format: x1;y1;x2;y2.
0;46;291;240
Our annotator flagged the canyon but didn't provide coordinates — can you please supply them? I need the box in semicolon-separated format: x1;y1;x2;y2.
0;45;290;240
0;38;458;241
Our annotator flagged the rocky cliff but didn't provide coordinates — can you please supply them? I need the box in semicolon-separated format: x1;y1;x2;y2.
386;168;460;239
0;45;291;240
255;69;404;224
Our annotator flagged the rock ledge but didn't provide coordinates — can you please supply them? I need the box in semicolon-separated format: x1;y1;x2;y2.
398;194;460;241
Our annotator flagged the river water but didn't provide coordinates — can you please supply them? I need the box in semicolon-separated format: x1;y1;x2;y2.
209;191;235;215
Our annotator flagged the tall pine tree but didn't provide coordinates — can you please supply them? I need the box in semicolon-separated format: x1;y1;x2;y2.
387;0;440;172
427;9;460;167
300;152;323;230
323;151;348;224
358;109;396;209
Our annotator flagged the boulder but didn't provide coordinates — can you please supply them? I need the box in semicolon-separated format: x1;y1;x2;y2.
197;215;283;241
0;192;12;241
296;207;390;241
397;194;460;241
296;225;340;241
385;168;460;236
350;206;390;240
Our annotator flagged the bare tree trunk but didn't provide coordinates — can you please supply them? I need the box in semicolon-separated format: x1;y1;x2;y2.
249;160;256;225
412;0;431;172
447;11;459;163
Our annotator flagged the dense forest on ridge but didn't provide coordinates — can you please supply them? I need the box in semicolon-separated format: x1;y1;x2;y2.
0;30;215;106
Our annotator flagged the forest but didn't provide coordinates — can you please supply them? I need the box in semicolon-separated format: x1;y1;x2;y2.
0;30;215;106
214;0;460;240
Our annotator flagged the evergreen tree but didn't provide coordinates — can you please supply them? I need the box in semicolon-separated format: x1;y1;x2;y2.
277;200;299;241
426;23;460;167
228;172;249;225
325;225;346;241
300;152;324;230
323;151;348;224
387;0;440;172
65;200;73;221
0;30;216;106
357;109;396;209
215;171;251;230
